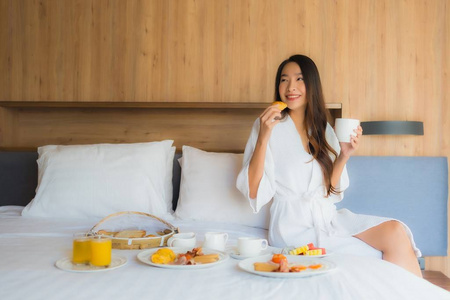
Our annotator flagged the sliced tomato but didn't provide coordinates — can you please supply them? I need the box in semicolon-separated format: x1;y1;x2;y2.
271;254;287;264
290;265;307;272
308;264;323;269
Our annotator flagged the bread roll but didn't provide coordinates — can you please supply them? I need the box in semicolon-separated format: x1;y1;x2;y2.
97;230;117;236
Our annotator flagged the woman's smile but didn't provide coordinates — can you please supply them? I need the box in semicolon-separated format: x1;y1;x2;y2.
285;94;302;101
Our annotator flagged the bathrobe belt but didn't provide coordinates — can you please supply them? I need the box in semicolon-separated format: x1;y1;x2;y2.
301;189;336;247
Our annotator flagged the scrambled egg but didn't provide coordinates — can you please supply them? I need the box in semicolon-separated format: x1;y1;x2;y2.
151;248;176;264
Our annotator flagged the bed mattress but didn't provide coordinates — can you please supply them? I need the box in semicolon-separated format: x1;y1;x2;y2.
0;206;448;300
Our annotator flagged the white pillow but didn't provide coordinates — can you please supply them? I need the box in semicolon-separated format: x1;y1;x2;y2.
175;145;270;229
22;140;174;219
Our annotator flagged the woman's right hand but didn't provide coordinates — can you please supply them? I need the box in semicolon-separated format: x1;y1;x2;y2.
258;105;283;140
248;104;283;199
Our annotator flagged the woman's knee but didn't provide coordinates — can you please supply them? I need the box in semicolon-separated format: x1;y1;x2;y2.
355;220;412;252
382;221;410;246
384;220;406;235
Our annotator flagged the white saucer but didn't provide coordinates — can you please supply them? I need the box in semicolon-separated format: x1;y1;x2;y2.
55;254;127;273
228;247;275;260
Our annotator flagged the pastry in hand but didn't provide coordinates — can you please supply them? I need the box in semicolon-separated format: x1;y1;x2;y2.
272;101;287;111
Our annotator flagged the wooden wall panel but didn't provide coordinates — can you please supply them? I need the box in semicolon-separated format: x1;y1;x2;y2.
0;103;342;152
0;107;258;153
0;0;448;274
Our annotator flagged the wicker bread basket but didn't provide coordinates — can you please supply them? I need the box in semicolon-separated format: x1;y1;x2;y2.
89;211;178;250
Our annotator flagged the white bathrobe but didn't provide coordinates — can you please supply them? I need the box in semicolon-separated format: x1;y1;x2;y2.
236;116;421;257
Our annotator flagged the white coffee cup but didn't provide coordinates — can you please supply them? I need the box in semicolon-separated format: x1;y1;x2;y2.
334;118;360;143
203;232;228;251
167;232;196;248
237;237;268;257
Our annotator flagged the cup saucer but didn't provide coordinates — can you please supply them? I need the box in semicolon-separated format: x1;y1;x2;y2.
228;247;273;260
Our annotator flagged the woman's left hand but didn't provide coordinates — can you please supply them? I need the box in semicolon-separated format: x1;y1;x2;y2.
339;125;363;157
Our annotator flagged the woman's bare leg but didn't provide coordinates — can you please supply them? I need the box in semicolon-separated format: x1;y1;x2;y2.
354;220;422;277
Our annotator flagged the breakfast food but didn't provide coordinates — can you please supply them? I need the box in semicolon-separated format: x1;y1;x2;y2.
193;254;220;264
254;262;279;272
151;247;219;266
287;243;326;256
272;101;288;111
151;248;177;264
254;254;323;273
288;244;310;255
304;249;326;256
271;254;288;264
97;230;118;236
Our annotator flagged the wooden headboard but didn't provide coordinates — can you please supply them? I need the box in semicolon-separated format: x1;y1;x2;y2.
0;102;341;153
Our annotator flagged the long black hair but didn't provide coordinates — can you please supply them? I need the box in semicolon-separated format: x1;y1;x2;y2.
274;54;338;196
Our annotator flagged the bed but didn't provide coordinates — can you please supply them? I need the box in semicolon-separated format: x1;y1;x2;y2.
0;141;449;299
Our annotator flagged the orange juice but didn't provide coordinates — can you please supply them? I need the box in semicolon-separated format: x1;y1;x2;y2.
90;236;112;267
72;235;91;264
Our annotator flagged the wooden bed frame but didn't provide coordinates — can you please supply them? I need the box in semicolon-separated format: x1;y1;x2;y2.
0;101;341;152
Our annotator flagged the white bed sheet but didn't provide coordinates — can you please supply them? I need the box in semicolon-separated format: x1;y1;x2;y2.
0;207;448;300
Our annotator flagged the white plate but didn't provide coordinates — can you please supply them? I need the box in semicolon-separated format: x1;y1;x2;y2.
238;254;336;278
137;247;229;269
55;255;127;273
228;246;278;260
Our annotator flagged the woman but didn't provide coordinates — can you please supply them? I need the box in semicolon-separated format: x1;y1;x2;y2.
236;54;422;277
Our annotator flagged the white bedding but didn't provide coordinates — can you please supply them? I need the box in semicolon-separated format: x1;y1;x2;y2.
0;206;448;300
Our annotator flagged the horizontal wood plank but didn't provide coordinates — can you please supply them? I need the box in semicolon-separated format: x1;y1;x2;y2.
0;104;341;152
0;101;342;110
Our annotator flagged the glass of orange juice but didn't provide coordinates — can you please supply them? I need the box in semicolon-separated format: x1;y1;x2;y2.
72;233;91;265
90;236;112;267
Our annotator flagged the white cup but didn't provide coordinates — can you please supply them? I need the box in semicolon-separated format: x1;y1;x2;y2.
167;232;196;248
334;118;360;143
237;237;268;257
203;232;228;252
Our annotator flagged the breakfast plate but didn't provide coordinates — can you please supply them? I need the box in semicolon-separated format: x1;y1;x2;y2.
55;254;127;273
137;247;229;269
238;254;337;278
